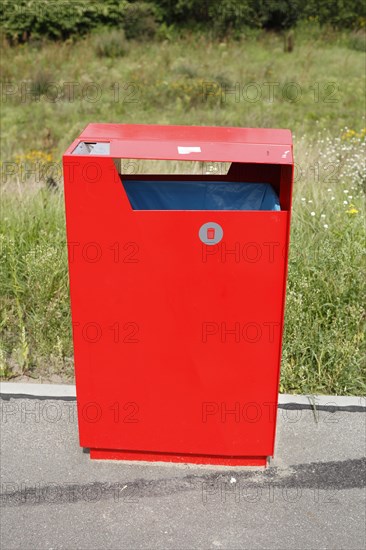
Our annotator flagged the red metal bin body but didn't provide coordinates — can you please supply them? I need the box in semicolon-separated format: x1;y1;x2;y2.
63;124;294;466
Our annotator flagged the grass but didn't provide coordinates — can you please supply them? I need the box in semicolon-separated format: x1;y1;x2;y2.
0;28;365;393
0;189;73;380
1;28;365;158
282;133;365;395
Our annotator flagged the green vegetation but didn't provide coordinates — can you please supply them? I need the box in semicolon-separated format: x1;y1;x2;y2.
0;26;365;394
1;29;365;156
1;0;365;43
282;133;365;395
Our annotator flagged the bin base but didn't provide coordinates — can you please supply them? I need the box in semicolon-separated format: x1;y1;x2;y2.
89;448;267;466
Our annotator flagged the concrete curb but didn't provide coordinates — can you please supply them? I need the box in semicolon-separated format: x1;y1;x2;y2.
278;393;366;411
0;382;365;410
0;382;76;400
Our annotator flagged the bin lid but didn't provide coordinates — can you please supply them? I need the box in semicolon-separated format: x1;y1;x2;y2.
66;123;293;165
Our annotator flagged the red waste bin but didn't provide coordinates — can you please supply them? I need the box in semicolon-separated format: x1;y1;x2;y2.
63;123;293;466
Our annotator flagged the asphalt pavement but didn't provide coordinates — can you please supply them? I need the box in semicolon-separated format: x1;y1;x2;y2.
0;392;365;550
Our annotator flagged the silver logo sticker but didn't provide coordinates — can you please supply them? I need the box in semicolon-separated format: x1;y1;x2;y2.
199;222;223;245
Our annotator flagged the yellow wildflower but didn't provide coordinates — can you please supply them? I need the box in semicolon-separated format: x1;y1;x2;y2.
346;205;359;215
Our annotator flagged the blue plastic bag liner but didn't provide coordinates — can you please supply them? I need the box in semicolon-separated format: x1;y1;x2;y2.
122;180;280;211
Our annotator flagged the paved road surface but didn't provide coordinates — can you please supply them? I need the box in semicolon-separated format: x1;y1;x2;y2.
1;397;365;550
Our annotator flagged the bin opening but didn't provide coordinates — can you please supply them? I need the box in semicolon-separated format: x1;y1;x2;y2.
121;180;280;211
114;158;231;176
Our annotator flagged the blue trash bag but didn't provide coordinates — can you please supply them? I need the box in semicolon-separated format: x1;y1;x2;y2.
122;180;280;211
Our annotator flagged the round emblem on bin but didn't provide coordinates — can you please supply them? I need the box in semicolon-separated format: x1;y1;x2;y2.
199;222;223;245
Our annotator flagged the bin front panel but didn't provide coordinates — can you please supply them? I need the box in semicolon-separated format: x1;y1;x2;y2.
64;154;291;458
